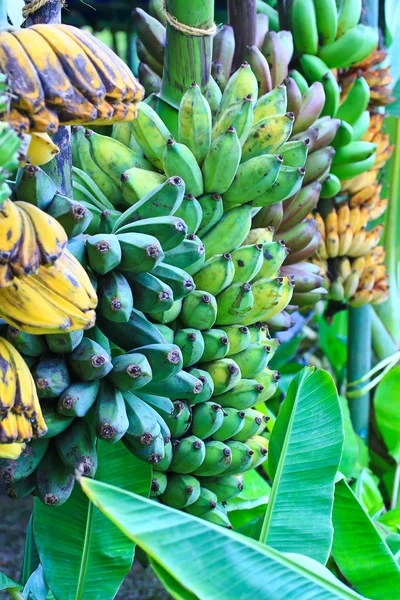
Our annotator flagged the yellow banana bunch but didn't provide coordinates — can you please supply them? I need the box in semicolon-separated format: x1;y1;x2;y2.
0;250;97;333
0;336;47;444
0;200;69;286
0;24;143;133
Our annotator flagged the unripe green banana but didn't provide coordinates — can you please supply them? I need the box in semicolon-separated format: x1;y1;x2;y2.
233;342;270;378
212;95;253;142
173;194;202;235
280;140;309;168
180;291;218;330
169;325;201;365
178;82;212;166
15;164;57;210
5;476;36;501
86;234;121;275
0;438;49;484
55;418;97;477
199;474;243;502
108;353;153;391
137;392;174;421
7;327;47;357
163;234;205;274
218;63;258;115
224;440;254;475
246;436;268;468
232;409;268;442
165;400;192;439
193;253;235;296
254;367;280;402
124;431;165;465
41;401;74;439
142;370;203;401
223;154;283;204
151;263;195;301
84;325;111;355
120;168;166;206
201;358;241;395
231;244;264;284
239;277;284;326
217;378;264;410
35;446;75;507
132;343;183;382
125;272;174;313
47;195;93;238
202;503;233;528
215;282;254;325
68;338;112;381
117;232;164;273
124;391;161;447
94;380;129;443
184;487;218;516
115;215;187;251
200;328;230;363
160;473;201;509
170;436;206;474
113;176;185;229
254;85;287;122
191;440;232;476
202;127;242;194
57;380;100;417
241;114;294;162
163;139;204;197
197;193;223;237
153;324;175;344
191;402;225;439
187;368;214;403
255;241;288;280
152;440;173;471
224;325;252;356
252;165;305;206
32;356;71;399
202;205;253;259
149;299;183;325
212;407;246;441
150;471;168;497
97;308;166;351
130;101;172;170
98;271;133;323
45;330;83;354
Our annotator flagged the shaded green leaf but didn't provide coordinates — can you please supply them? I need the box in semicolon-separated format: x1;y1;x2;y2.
150;559;199;600
81;478;367;600
332;479;400;600
34;440;151;600
352;469;384;517
374;366;400;462
0;571;21;592
260;367;344;564
23;565;48;600
19;514;40;586
338;396;360;478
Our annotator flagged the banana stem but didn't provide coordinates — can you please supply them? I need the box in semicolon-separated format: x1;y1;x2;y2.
371;307;398;360
160;0;214;109
347;305;371;441
228;0;256;71
7;588;24;600
25;1;73;196
361;0;379;28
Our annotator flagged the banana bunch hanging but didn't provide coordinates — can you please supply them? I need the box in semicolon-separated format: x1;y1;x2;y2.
0;24;143;133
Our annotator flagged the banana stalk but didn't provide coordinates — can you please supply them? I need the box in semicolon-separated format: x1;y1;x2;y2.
26;0;73;196
347;305;371;440
228;0;257;70
159;0;214;129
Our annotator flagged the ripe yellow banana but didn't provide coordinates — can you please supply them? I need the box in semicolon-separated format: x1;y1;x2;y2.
338;225;353;255
0;264;14;288
0;337;17;413
337;204;350;234
10;206;40;277
0;31;45;114
0;199;23;263
55;250;98;310
15;201;67;265
0;411;18;443
0;442;25;459
27;132;60;167
15;414;33;442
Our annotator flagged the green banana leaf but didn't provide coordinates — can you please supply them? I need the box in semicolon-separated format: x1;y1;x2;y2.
338;396;362;479
259;367;344;564
351;469;384;517
80;477;368;600
374;365;400;462
332;479;400;600
0;571;21;597
22;565;48;600
34;440;151;600
19;514;40;585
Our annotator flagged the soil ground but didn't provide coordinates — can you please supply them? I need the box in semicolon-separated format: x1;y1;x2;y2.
0;486;170;599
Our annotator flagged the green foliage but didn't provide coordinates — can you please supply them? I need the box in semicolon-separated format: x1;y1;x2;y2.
374;365;400;463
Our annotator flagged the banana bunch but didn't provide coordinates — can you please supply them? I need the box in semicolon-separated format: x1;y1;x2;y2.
340;49;395;109
288;0;378;70
133;7;165;95
0;336;47;456
0;24;143;134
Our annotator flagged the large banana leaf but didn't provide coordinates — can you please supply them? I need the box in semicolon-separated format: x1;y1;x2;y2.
34;440;151;600
374;365;400;462
259;367;343;564
80;477;368;600
332;479;400;600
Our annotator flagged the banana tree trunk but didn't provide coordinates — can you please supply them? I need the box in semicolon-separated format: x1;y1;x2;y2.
160;0;214;109
228;0;256;71
347;305;371;441
26;0;73;197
